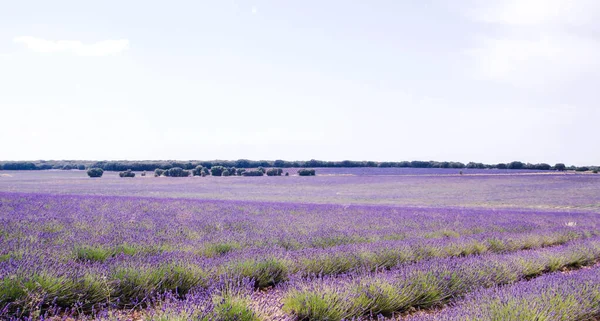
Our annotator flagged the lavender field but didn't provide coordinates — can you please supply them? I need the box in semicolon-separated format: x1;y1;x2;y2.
1;170;600;320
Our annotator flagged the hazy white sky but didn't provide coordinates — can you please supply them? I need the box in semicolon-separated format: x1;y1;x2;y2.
1;0;599;165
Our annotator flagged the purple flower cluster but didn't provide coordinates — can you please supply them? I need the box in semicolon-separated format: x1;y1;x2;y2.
281;238;600;320
409;265;600;321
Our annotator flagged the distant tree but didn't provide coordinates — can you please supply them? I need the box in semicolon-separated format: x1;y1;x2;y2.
266;168;283;176
87;168;104;178
242;170;264;176
575;167;590;172
222;169;231;176
154;169;165;177
236;168;246;176
119;169;135;178
554;163;567;171
141;171;146;177
507;161;525;170
534;163;551;170
211;166;225;176
78;165;86;170
298;169;316;176
410;161;432;168
1;162;37;170
228;167;237;176
165;167;190;177
257;167;266;174
340;160;361;167
192;165;204;176
303;159;323;168
496;163;507;169
466;162;485;169
378;162;397;168
235;159;252;168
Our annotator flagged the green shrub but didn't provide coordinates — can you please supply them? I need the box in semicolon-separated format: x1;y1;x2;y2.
200;242;240;257
192;165;204;176
87;168;104;178
242;170;263;177
119;169;135;178
211;166;225;176
213;295;260;321
298;169;316;176
283;289;349;321
165;167;190;177
229;258;289;288
266;168;283;176
74;246;113;262
112;264;208;305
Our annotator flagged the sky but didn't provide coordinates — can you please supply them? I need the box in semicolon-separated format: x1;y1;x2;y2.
1;0;599;165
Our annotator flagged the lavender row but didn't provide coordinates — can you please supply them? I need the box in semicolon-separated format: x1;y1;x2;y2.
280;237;600;321
2;192;596;261
2;226;593;300
1;280;261;321
408;265;600;321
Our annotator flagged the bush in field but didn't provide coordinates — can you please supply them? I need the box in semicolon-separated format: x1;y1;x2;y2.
230;257;289;288
266;168;283;176
285;172;289;176
119;169;135;178
154;169;165;177
576;167;590;172
87;168;104;178
222;169;231;177
192;165;204;176
213;295;260;321
236;168;246;176
165;167;190;177
242;170;264;176
201;167;210;176
229;167;237;176
258;167;266;174
298;169;316;176
211;166;225;176
141;171;146;177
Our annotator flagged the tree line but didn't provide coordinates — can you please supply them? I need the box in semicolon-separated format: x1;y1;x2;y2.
1;159;598;172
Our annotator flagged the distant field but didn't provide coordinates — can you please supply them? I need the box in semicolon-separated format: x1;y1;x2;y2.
1;169;599;211
1;169;600;320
